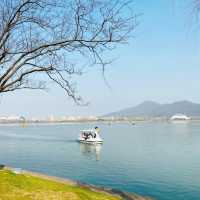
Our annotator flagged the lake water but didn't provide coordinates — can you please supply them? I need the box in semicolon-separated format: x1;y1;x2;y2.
0;122;200;200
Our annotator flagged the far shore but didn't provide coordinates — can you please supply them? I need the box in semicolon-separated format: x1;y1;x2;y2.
0;117;200;125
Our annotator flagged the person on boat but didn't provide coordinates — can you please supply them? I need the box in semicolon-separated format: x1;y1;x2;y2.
84;133;89;140
94;126;100;134
82;132;88;140
88;132;93;138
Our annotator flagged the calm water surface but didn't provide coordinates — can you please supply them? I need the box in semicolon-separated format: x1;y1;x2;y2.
0;122;199;200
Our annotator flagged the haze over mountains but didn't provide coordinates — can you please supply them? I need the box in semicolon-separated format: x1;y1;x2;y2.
105;101;200;117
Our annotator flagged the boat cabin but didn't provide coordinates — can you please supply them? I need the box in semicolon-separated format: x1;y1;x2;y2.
78;128;103;144
80;130;97;139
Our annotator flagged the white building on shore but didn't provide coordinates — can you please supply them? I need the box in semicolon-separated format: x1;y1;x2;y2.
0;115;21;121
170;114;191;121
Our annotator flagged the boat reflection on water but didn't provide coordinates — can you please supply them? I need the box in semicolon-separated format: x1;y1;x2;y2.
79;143;102;161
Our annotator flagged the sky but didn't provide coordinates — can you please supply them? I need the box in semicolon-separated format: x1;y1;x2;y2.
1;0;200;118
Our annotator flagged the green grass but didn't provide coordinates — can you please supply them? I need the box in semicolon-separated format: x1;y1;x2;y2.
0;169;122;200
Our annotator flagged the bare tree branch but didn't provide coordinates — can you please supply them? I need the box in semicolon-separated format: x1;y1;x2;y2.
0;0;138;104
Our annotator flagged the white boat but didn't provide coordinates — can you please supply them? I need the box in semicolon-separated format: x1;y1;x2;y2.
77;127;103;144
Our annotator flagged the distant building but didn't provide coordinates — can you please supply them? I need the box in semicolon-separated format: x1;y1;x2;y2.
6;115;20;121
48;115;55;122
170;114;191;121
0;116;8;121
0;115;21;123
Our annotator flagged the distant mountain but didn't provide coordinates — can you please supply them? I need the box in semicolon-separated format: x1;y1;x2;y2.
105;100;200;117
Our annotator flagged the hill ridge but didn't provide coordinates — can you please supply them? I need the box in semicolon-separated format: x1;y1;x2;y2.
105;100;200;117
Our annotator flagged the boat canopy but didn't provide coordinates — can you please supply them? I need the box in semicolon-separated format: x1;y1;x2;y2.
80;129;96;133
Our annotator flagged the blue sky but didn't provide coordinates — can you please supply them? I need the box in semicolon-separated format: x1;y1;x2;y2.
1;0;200;118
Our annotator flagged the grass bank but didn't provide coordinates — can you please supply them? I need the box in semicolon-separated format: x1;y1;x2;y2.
0;169;122;200
0;167;153;200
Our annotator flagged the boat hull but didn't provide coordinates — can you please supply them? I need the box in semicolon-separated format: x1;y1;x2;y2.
77;139;103;144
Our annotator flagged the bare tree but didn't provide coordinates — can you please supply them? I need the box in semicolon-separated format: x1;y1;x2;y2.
0;0;137;104
193;0;200;10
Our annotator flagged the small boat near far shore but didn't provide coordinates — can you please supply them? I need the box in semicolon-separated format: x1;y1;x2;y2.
77;127;103;144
